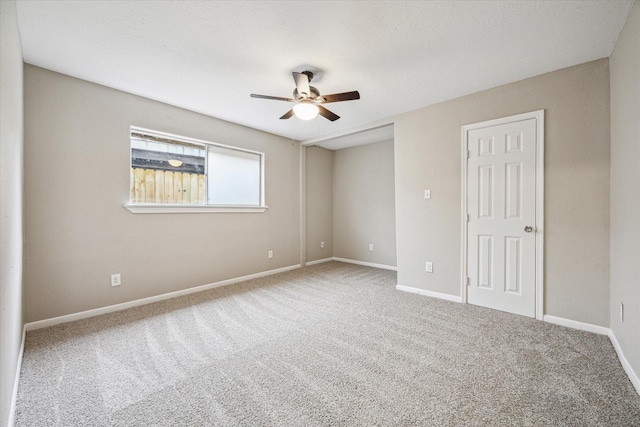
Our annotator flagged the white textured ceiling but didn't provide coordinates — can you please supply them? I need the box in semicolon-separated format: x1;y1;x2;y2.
15;1;634;149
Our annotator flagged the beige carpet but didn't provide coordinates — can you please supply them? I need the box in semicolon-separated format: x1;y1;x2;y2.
16;262;640;426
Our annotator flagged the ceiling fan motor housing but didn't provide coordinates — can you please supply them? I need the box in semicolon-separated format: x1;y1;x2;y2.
294;86;321;101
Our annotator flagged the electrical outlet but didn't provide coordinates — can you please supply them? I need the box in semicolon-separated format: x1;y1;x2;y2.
424;189;431;199
111;273;121;287
268;250;273;259
369;243;374;251
620;302;624;322
321;241;325;248
425;262;433;273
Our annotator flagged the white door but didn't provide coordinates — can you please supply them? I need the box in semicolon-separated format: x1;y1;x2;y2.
466;117;538;318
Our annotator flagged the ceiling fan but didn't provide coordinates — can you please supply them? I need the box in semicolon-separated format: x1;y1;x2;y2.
250;71;360;122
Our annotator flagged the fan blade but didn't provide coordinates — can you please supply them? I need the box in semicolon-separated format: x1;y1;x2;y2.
321;91;360;103
280;109;295;120
292;72;311;98
317;105;340;121
251;94;295;102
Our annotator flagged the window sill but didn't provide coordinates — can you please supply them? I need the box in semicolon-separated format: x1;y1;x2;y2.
124;204;268;214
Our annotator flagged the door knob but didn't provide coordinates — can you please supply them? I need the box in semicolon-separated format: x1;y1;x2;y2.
524;226;533;233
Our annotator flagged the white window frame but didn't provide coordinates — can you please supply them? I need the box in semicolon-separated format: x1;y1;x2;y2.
125;126;267;213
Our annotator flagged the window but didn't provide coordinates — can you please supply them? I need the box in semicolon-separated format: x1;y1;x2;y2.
128;127;265;212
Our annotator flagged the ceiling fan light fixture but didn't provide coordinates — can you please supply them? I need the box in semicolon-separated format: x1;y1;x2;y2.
293;102;319;120
251;70;358;122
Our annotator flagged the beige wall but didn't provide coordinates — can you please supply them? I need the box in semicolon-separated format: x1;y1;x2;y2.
333;140;396;267
610;3;640;386
395;59;610;326
24;66;301;322
0;1;24;425
305;146;334;262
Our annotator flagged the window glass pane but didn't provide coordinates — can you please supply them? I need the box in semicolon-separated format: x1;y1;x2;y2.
130;135;206;204
130;128;264;208
207;145;261;206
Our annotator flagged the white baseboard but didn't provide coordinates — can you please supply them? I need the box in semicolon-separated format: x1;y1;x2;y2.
8;325;26;427
542;315;609;335
608;329;640;396
304;257;334;266
26;264;302;331
332;257;397;271
542;315;639;396
304;257;397;271
395;284;462;303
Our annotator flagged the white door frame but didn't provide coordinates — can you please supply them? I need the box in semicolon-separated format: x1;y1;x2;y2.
460;110;545;320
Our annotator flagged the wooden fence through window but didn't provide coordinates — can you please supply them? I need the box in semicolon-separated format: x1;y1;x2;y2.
130;168;206;204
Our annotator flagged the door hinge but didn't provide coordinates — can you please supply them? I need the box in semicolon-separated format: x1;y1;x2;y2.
466;150;470;159
466;277;471;286
466;213;470;223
